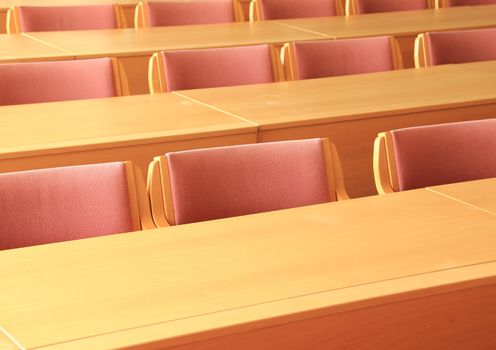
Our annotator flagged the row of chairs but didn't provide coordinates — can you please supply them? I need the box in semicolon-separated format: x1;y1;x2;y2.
1;118;495;250
1;27;495;106
6;0;496;33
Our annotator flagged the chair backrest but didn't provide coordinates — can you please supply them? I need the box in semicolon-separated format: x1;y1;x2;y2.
147;139;348;226
414;28;496;67
347;0;430;14
436;0;496;8
7;5;124;33
373;119;496;194
250;0;344;21
135;0;243;28
148;45;281;93
0;58;125;106
283;36;402;81
0;162;154;250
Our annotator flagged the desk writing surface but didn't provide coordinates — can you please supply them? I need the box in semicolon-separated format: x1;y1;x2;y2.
23;22;327;58
428;178;496;215
0;34;73;63
1;189;496;349
0;93;254;156
176;61;496;129
273;5;496;38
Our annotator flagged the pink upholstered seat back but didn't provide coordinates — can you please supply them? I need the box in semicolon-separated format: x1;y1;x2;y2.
293;37;395;79
18;5;117;32
0;163;134;250
146;0;234;27
0;58;117;106
446;0;496;5
390;119;496;191
161;45;275;91
355;0;428;13
425;28;496;66
166;139;330;225
260;0;338;19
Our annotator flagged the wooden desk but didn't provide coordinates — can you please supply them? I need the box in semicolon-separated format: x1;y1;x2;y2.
0;34;73;63
0;0;139;33
1;187;496;349
23;23;327;94
0;93;256;175
427;178;496;216
274;5;496;67
176;61;496;198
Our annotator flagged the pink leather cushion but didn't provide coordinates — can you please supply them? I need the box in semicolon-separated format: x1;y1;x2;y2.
18;5;117;32
355;0;427;13
426;28;496;66
260;0;337;19
0;163;134;250
0;58;117;106
161;45;274;91
166;139;330;225
391;119;496;191
293;37;395;79
146;0;234;27
447;0;496;5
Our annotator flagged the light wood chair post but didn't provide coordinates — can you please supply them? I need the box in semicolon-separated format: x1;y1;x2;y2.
322;138;350;201
373;132;400;194
124;161;156;230
414;33;431;68
249;0;262;21
280;42;297;81
134;1;148;29
269;45;286;82
6;7;21;34
113;4;127;28
233;0;246;21
148;52;167;94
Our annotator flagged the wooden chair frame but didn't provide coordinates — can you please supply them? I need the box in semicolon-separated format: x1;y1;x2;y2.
250;0;345;21
373;132;401;194
124;161;157;230
345;0;435;15
147;138;349;227
414;33;432;68
7;4;126;34
111;57;131;96
134;0;245;29
148;44;284;94
281;36;403;81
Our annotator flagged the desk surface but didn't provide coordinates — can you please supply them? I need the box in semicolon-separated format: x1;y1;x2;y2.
176;61;496;130
274;5;496;38
0;33;72;63
1;186;496;349
428;178;496;216
0;93;255;160
23;21;327;58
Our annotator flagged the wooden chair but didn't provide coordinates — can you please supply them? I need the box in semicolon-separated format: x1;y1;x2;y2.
0;58;128;106
135;0;244;29
436;0;496;8
0;162;155;250
282;36;403;81
346;0;434;15
249;0;344;21
414;28;496;68
7;4;126;33
147;139;348;226
148;44;283;93
373;119;496;194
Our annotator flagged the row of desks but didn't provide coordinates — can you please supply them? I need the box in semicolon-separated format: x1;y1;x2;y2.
1;60;495;198
1;5;496;93
0;177;495;349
